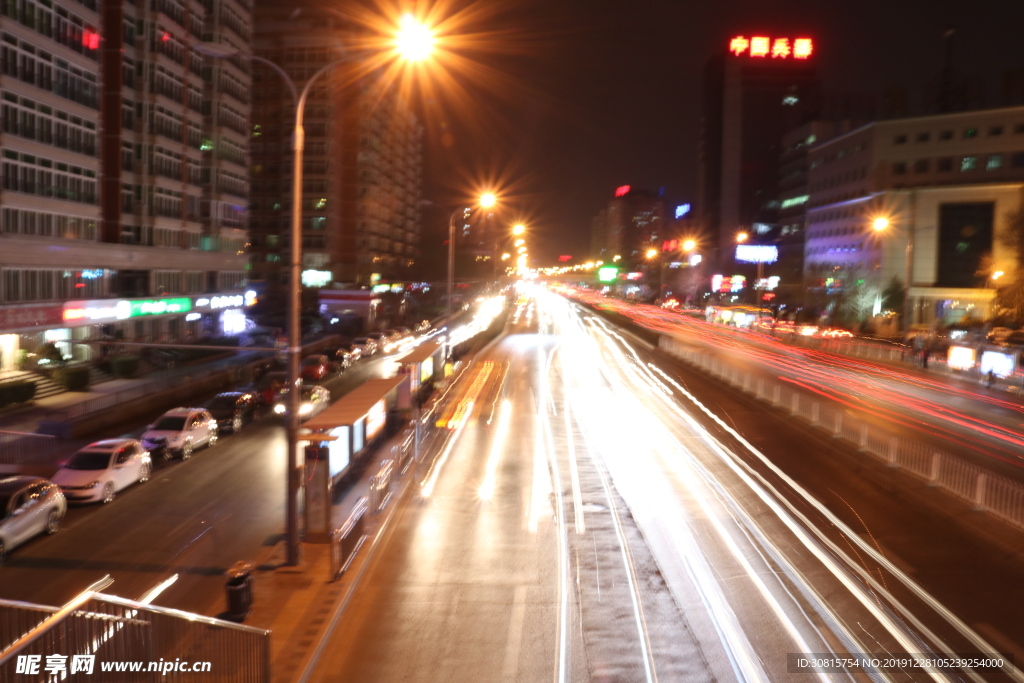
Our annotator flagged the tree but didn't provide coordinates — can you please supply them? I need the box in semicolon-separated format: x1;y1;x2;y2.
995;198;1024;321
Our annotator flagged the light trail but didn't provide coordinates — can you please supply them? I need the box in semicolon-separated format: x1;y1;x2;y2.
479;399;511;501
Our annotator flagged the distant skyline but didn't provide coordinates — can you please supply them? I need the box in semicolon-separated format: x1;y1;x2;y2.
416;0;1024;264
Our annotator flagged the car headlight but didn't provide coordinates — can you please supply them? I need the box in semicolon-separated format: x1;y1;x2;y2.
300;404;312;415
274;404;286;414
87;481;99;489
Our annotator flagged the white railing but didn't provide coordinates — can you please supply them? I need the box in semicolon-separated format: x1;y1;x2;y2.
659;335;1024;530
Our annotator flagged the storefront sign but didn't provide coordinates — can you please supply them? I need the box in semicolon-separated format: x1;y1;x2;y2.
0;304;64;331
193;294;253;310
63;297;191;323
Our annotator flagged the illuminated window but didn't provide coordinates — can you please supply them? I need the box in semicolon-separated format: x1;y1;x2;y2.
916;132;930;142
987;155;1003;171
960;156;978;171
939;130;953;141
894;134;907;144
750;36;770;57
964;128;978;138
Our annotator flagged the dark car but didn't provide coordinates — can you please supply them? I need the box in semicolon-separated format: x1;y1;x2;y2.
252;371;288;407
204;392;261;434
300;355;332;382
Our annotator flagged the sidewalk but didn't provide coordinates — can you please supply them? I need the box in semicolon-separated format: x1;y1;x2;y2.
211;424;437;683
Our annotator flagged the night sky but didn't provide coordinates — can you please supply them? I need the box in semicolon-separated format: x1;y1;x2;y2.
417;0;1024;263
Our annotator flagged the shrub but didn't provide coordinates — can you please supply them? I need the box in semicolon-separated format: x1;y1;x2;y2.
33;342;65;366
7;381;36;403
110;355;140;378
54;366;90;391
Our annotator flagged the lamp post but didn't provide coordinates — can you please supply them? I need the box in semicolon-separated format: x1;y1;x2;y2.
197;14;434;567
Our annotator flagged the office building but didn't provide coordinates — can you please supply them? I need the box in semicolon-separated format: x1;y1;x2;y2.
0;0;253;369
804;105;1024;325
590;186;667;269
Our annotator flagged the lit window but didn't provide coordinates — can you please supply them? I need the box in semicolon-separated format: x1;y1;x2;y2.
987;154;1003;171
964;128;978;139
960;156;978;171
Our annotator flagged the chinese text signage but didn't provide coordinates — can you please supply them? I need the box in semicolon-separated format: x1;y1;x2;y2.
729;36;813;59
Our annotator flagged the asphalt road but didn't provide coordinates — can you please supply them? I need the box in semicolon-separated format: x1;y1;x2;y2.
0;354;387;614
309;289;1024;682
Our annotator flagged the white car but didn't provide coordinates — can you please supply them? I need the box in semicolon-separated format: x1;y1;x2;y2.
0;476;66;563
273;385;331;421
51;439;152;504
141;407;218;460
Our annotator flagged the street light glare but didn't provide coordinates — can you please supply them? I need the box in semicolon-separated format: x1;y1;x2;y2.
736;232;748;243
479;192;497;208
683;239;696;252
512;224;525;235
646;248;658;259
395;14;435;62
872;217;890;232
514;238;524;247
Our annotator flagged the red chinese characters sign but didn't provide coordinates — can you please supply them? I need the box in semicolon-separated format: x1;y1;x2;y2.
730;36;813;59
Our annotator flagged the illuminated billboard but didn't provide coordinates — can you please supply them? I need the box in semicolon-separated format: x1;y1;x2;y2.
597;266;619;282
947;346;976;371
981;350;1014;379
675;204;691;219
735;244;779;264
729;36;813;59
365;399;386;442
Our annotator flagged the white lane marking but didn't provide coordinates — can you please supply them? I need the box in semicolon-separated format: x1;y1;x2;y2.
502;585;528;680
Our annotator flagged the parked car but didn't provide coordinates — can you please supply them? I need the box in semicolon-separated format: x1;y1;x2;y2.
0;476;65;562
252;371;288;407
300;355;332;382
321;347;354;373
273;385;331;421
204;392;261;434
52;439;152;504
351;337;378;357
141;408;218;460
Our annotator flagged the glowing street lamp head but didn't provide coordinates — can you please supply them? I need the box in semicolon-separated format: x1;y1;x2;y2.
479;192;497;209
682;239;696;252
645;248;658;259
872;217;890;232
736;232;749;243
395;14;435;62
514;238;524;247
512;224;525;236
993;270;1005;281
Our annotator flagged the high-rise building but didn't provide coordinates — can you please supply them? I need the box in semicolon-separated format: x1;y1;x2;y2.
590;186;667;269
698;35;821;270
249;0;423;290
0;0;252;370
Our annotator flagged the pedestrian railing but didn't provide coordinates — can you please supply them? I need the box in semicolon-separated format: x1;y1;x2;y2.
660;335;1024;530
368;459;394;514
0;579;270;682
0;431;59;469
329;497;368;582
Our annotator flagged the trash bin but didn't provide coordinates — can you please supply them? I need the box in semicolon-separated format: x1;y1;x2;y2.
225;561;254;621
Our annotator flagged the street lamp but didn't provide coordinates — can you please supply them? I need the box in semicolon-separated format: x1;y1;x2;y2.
682;239;696;253
198;15;435;567
736;231;749;243
872;217;890;232
512;224;525;236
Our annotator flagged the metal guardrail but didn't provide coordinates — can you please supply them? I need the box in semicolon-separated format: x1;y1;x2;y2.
661;336;1024;530
0;584;270;682
330;497;368;582
368;459;394;514
0;431;59;469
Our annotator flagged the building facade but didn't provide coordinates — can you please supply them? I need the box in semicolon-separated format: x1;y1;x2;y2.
0;0;252;369
804;105;1024;325
249;0;423;290
699;39;820;270
590;187;666;269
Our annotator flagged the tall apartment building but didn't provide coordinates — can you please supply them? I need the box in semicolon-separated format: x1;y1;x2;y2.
699;36;820;269
590;187;666;269
803;105;1024;325
250;0;423;290
0;0;252;369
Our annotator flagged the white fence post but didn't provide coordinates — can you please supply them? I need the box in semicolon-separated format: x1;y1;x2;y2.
833;412;842;437
772;385;781;405
811;402;819;425
859;424;868;450
887;436;898;466
974;473;988;510
757;377;765;398
929;452;941;485
791;392;799;414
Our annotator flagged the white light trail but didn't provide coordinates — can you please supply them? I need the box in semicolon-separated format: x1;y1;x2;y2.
479;400;511;501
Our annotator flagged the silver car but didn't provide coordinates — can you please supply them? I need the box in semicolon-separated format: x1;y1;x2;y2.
0;476;66;563
141;407;219;460
51;439;152;504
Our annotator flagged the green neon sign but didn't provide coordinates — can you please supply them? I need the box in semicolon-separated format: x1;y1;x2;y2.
128;298;191;318
597;266;619;283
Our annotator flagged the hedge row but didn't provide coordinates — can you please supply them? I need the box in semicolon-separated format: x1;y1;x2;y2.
54;366;90;391
0;381;36;407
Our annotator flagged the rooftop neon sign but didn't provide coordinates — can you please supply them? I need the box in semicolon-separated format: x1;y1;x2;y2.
614;185;631;198
729;36;813;59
